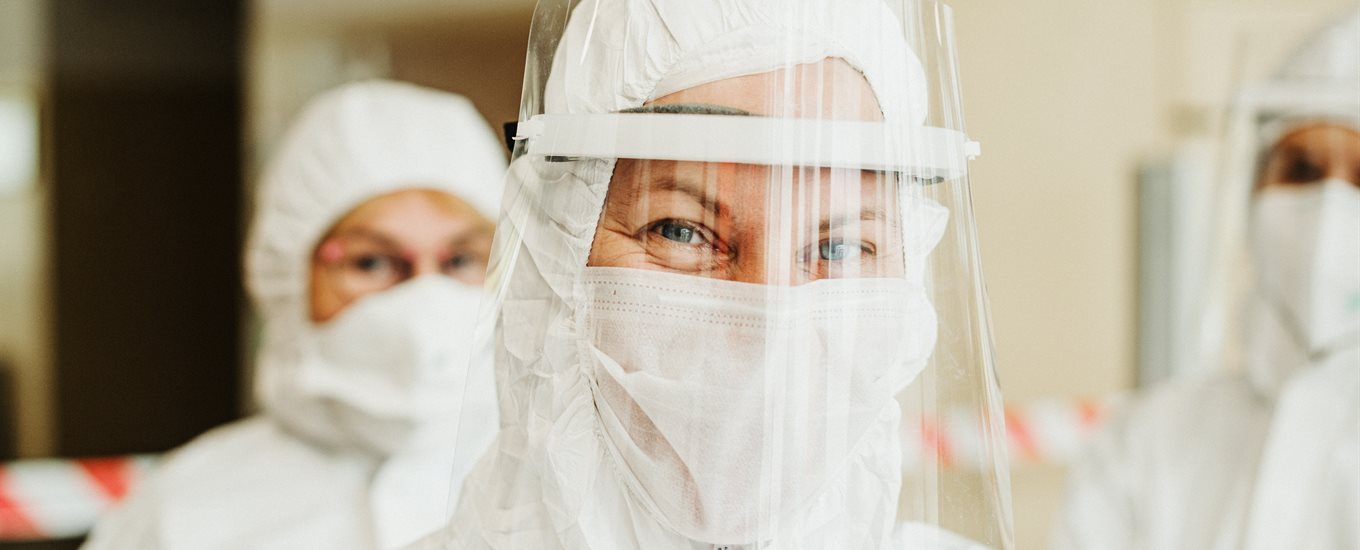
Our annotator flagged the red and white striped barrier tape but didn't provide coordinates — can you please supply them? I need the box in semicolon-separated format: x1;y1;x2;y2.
0;398;1113;541
0;455;157;541
902;398;1115;469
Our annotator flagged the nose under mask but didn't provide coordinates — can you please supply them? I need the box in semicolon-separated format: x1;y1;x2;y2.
261;275;487;456
576;266;938;545
1251;179;1360;362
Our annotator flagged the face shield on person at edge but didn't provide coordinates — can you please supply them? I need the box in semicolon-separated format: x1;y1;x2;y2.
1233;14;1360;389
417;1;1013;549
1047;14;1359;550
1228;11;1360;550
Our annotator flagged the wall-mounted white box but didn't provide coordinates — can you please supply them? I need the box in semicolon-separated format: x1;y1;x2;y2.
0;93;38;197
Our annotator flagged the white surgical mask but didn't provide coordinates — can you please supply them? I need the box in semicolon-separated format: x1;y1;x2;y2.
1250;179;1360;362
258;275;485;456
576;266;938;546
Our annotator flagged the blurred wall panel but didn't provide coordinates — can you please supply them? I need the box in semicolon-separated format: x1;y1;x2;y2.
0;0;54;459
50;0;244;455
387;11;533;137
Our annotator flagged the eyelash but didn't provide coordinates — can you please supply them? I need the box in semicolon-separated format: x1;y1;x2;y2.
1284;157;1326;183
802;239;877;263
644;219;718;247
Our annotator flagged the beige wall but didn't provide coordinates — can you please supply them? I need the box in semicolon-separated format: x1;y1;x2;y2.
0;0;52;458
246;3;532;169
952;3;1162;546
0;188;52;458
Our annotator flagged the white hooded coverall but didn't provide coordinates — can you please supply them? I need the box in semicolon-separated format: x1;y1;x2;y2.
1051;12;1360;550
410;0;1000;549
82;80;506;550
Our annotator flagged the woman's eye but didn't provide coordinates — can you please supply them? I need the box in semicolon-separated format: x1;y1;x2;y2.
443;254;474;271
354;254;393;273
1284;158;1325;183
654;220;704;244
819;239;869;262
820;240;848;261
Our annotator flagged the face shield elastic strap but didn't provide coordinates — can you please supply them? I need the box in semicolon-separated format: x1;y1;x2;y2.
511;113;980;181
1238;83;1360;155
1236;83;1360;117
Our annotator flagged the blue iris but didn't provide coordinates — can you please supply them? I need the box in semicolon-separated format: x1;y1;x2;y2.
820;240;851;261
658;222;697;244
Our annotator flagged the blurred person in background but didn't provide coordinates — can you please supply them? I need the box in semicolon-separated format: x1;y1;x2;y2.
1052;11;1359;550
82;80;506;550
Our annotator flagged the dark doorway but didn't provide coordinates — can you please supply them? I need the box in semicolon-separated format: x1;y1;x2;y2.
49;0;244;457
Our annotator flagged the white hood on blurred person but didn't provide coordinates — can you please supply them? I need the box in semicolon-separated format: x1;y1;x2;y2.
1244;11;1360;396
81;80;507;550
1240;14;1360;549
246;81;502;457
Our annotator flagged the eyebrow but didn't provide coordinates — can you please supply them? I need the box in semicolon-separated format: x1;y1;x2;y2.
336;223;493;250
621;103;753;116
445;224;493;249
649;170;901;223
1280;144;1312;159
329;227;402;251
649;175;725;219
819;206;896;234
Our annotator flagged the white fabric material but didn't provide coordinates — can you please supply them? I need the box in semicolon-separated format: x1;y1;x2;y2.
1051;186;1359;548
580;266;937;545
546;0;927;123
82;419;463;550
1273;10;1360;86
411;1;971;548
261;276;488;457
83;80;506;550
1050;373;1273;550
1248;180;1360;377
1254;10;1360;148
1052;12;1360;550
1243;351;1360;550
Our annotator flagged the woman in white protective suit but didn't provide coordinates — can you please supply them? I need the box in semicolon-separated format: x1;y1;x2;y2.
1052;12;1359;550
82;80;505;550
410;1;1014;549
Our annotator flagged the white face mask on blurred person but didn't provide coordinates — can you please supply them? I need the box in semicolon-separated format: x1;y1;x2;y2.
260;276;484;456
1251;178;1360;362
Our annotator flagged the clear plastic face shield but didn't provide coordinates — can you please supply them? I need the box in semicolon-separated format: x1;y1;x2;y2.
448;1;1012;548
1205;13;1360;389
